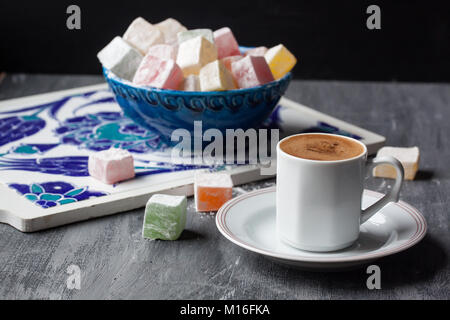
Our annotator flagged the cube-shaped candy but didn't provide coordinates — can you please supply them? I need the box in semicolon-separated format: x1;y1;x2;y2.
123;17;165;55
182;75;200;91
373;147;420;180
194;173;233;212
97;36;143;81
133;54;183;90
177;29;214;44
88;148;135;184
264;44;297;79
200;60;236;91
176;36;218;76
213;27;240;59
155;18;187;45
245;46;268;57
231;55;274;89
142;194;187;240
147;44;178;61
221;55;243;73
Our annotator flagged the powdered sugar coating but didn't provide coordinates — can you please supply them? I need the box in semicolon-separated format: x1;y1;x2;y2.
155;18;187;45
147;44;178;61
133;54;183;89
88;148;135;184
213;27;240;59
231;55;274;89
147;194;187;207
97;36;143;81
123;17;164;55
194;172;233;188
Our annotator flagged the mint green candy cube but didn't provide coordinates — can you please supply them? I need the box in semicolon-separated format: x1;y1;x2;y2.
142;194;187;240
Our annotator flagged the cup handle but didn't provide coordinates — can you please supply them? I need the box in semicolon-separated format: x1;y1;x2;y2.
360;156;404;224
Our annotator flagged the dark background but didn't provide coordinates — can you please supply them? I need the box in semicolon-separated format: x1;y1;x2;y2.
0;0;449;81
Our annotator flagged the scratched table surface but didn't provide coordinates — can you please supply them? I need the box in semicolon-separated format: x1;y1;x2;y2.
0;73;448;300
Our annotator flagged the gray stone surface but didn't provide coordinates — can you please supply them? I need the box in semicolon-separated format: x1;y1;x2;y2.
0;73;448;299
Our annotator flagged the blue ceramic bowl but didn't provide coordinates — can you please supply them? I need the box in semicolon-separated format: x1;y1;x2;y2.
103;64;291;141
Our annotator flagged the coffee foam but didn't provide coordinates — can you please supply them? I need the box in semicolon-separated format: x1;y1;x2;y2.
280;134;364;161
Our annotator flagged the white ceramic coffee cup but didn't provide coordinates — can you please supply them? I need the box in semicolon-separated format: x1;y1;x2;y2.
276;133;404;252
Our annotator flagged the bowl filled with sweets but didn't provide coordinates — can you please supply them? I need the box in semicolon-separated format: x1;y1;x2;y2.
98;17;297;140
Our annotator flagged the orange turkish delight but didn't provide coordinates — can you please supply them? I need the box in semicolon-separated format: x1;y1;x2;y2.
194;172;233;212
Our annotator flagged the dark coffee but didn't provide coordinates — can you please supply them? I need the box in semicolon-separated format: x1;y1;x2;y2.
280;134;364;161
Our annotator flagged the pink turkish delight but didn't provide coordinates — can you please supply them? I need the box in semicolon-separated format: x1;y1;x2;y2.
147;44;178;61
133;54;183;89
231;55;274;88
221;55;243;73
213;27;240;59
88;148;135;184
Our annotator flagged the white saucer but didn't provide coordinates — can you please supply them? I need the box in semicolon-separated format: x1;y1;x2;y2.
216;187;427;270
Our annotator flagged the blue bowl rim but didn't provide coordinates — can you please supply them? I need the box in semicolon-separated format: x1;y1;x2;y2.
103;67;292;96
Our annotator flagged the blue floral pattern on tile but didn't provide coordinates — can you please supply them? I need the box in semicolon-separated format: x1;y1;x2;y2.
12;143;59;155
54;112;167;153
0;114;46;147
9;181;107;209
0;156;89;176
0;95;77;148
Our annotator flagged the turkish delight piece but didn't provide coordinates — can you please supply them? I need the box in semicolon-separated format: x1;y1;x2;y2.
155;18;187;45
231;55;274;88
373;146;420;180
194;173;233;212
176;36;218;76
88;148;135;184
123;17;165;55
177;29;214;44
264;44;297;79
199;60;236;91
97;36;143;81
142;194;187;240
182;75;200;91
221;55;243;73
213;27;240;59
245;46;268;57
147;44;178;60
133;54;183;90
